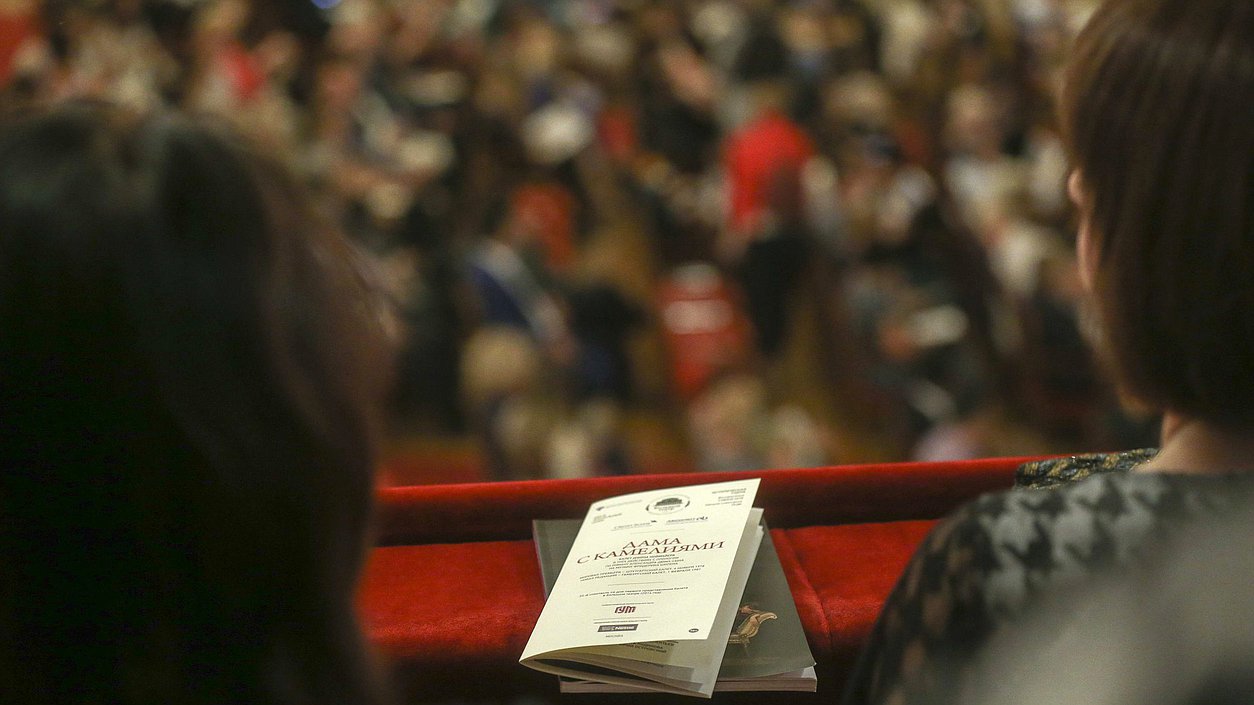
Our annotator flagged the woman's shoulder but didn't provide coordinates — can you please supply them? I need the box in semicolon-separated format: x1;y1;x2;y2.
957;463;1249;563
944;464;1253;616
839;462;1249;705
999;457;1254;532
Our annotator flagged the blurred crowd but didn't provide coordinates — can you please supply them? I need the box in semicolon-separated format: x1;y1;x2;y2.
0;0;1158;479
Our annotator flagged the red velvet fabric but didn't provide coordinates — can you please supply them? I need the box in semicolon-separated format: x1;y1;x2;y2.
723;110;815;235
372;457;1028;545
360;458;1035;701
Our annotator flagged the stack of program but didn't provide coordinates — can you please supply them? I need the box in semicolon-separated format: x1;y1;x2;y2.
520;478;816;697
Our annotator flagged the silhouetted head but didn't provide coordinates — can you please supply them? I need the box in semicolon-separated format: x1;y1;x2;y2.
0;102;392;704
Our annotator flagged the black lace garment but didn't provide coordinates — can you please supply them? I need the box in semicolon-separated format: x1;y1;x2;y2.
841;451;1253;705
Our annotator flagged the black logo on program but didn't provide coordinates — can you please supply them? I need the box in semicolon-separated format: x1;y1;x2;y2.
598;624;638;633
646;494;690;515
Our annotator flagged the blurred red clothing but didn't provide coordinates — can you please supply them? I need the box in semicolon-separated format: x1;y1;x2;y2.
657;264;753;401
0;10;37;85
221;41;264;103
723;109;815;237
511;182;577;274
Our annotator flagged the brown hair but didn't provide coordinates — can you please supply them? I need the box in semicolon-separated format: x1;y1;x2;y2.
1061;0;1254;423
0;103;393;704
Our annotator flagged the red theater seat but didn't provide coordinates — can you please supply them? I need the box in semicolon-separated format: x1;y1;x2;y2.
359;457;1032;702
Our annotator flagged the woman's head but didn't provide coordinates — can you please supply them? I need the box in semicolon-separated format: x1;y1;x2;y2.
1061;0;1254;424
0;103;391;703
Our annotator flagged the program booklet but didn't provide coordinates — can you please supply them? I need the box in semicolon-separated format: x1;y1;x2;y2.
520;479;816;697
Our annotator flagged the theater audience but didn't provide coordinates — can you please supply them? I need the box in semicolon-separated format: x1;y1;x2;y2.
0;102;393;705
841;1;1254;703
0;0;1153;472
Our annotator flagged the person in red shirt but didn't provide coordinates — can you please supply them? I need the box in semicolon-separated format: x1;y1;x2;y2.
721;25;815;360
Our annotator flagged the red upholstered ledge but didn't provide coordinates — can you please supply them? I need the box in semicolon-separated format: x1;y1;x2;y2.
359;457;1032;702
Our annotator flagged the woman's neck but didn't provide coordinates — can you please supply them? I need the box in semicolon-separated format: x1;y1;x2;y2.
1138;411;1254;475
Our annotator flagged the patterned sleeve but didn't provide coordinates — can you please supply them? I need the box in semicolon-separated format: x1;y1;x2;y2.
841;497;1003;705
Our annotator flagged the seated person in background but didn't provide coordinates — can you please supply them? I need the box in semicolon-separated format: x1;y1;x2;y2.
0;103;394;704
841;1;1254;703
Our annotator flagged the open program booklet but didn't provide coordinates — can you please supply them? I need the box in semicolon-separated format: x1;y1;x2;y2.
520;479;816;697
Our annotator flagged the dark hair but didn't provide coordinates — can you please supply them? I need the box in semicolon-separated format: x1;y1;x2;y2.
732;21;791;84
0;103;392;704
1061;0;1254;423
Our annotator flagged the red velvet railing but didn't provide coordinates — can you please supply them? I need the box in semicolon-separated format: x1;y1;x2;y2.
372;456;1035;545
361;457;1038;702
